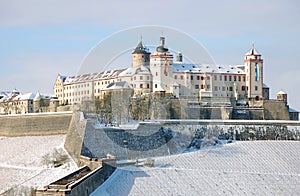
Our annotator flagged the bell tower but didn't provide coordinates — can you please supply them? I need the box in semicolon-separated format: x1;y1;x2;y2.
244;41;263;100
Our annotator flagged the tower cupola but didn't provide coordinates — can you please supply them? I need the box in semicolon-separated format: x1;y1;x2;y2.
156;36;169;53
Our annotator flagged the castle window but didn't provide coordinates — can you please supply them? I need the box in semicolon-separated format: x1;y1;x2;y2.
195;85;199;89
147;76;150;80
214;75;217;80
197;76;200;80
255;63;259;81
224;76;227;81
229;76;232;81
207;85;210;90
207;76;210;80
219;75;222;81
229;86;233;91
238;76;241;81
140;84;143;88
214;86;218;91
147;84;150;88
242;86;246;91
174;75;177;79
201;84;205;89
243;76;246;82
156;72;158;76
191;76;193;80
180;75;184;80
255;86;258;91
234;76;237;81
201;76;205;80
140;76;143;80
155;84;157;88
222;86;226;91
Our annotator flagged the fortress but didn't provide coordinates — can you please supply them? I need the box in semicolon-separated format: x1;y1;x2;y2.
53;36;298;121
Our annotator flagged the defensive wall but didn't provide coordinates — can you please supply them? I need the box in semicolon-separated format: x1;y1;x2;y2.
36;163;116;196
0;111;72;136
65;111;300;163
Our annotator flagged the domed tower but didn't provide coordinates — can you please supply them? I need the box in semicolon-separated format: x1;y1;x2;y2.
132;40;150;68
244;41;263;100
150;36;174;93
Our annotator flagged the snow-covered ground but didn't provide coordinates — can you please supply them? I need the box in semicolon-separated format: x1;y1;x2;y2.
92;141;300;195
0;135;77;194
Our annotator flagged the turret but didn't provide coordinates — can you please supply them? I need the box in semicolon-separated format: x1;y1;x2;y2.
132;40;150;68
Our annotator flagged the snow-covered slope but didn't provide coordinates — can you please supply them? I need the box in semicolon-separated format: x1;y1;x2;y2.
0;135;77;194
92;141;300;195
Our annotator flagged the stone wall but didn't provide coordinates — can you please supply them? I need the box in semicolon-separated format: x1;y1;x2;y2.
65;112;300;164
36;163;116;196
81;121;177;161
0;112;72;136
264;100;290;120
64;112;87;165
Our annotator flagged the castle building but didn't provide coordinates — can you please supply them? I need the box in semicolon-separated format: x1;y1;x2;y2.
0;90;58;114
54;36;265;106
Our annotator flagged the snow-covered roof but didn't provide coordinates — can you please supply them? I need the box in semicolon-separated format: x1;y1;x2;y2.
92;141;300;195
245;47;260;55
263;83;269;88
34;92;41;101
14;92;36;101
119;66;151;77
289;108;298;113
277;90;287;95
63;69;126;85
173;63;245;74
103;81;131;90
154;84;165;92
0;91;55;102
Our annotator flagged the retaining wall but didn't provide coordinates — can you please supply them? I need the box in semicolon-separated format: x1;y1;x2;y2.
0;112;72;136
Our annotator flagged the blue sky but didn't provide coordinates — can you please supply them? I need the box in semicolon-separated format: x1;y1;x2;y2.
1;0;300;110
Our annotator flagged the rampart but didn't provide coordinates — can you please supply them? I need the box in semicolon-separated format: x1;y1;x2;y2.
65;111;300;163
0;112;72;136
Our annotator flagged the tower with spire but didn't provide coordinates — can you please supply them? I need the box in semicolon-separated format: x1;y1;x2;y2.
132;39;151;68
244;41;264;100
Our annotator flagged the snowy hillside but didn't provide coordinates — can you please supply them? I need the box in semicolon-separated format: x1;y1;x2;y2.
0;135;77;195
92;141;300;195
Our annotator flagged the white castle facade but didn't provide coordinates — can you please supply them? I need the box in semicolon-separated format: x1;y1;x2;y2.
54;36;265;106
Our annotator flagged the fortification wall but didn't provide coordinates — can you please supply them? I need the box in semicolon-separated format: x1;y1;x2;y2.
65;112;300;164
0;112;72;136
264;101;290;120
